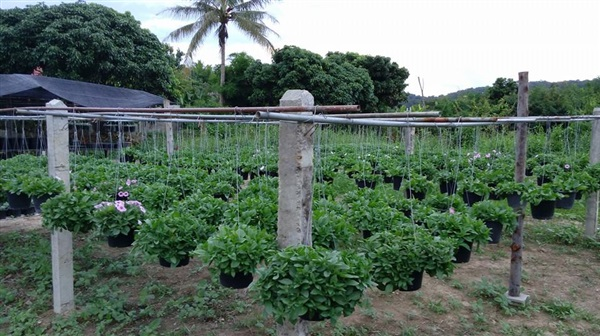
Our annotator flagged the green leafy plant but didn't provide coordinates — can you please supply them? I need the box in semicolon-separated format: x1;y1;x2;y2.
494;180;530;197
195;224;275;277
470;200;518;232
426;212;491;248
312;198;358;249
521;183;562;206
361;226;455;292
41;191;100;233
404;174;433;193
460;177;491;197
130;182;179;213
93;200;147;236
134;211;204;266
21;174;66;197
532;163;562;182
253;245;373;324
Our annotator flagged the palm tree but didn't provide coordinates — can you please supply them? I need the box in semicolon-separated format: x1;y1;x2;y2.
162;0;279;105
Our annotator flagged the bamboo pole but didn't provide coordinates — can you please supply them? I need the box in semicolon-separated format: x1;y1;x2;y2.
506;72;530;305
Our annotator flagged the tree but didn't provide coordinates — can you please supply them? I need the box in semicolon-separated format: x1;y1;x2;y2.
161;0;279;105
487;78;517;105
326;52;410;110
170;62;220;107
0;3;179;96
223;52;256;106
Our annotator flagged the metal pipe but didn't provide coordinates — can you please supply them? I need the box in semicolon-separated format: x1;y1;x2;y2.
0;104;360;114
255;111;600;127
330;112;441;118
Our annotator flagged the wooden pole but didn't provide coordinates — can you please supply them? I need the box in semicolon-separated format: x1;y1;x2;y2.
46;99;74;314
276;90;314;336
506;72;530;304
584;107;600;238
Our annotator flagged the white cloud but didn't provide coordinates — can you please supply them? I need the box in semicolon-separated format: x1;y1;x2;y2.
2;0;599;96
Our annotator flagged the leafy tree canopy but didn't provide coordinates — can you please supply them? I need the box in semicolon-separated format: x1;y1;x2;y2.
0;3;180;96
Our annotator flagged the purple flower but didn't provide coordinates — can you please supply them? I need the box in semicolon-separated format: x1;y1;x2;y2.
564;164;571;170
131;179;137;184
485;153;491;158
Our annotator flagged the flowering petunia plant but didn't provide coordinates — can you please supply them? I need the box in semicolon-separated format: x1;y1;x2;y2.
93;200;146;236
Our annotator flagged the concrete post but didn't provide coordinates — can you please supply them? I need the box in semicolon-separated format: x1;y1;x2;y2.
46;99;74;314
276;90;315;336
584;107;600;238
164;99;174;158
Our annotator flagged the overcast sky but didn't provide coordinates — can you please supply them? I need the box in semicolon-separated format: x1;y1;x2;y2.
2;0;599;96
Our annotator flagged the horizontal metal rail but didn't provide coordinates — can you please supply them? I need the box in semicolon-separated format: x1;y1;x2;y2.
0;104;360;114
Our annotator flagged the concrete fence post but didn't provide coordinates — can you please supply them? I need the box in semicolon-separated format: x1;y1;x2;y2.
584;107;600;238
46;99;74;314
276;90;315;335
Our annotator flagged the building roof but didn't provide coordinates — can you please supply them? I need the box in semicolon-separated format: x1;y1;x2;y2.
0;74;164;108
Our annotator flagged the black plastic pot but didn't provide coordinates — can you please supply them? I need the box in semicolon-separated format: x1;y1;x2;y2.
32;193;55;213
439;180;458;195
530;200;556;220
107;229;135;248
219;272;253;289
159;256;190;268
392;176;403;191
484;221;503;244
399;270;424;292
355;179;377;189
300;311;326;322
383;175;394;183
555;192;576;210
6;192;31;209
462;191;484;206
506;193;526;210
0;209;6;220
453;240;474;263
362;230;373;239
406;189;426;200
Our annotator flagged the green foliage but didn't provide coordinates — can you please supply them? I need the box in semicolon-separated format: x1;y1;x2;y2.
134;212;206;266
41;191;99;233
426;212;491;247
521;183;562;205
195;224;276;277
362;227;455;292
312;198;358;249
470;200;518;231
541;299;577;320
253;245;373;324
130;182;179;213
0;3;178;96
92;200;146;236
21;174;66;197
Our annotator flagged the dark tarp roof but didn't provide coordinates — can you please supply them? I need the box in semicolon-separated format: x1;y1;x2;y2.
0;74;164;108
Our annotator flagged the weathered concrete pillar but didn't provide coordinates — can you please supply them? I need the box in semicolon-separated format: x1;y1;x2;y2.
276;90;314;336
164;99;174;158
46;99;74;314
584;107;600;238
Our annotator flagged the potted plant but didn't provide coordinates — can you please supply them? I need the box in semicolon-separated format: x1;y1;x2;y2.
252;245;373;323
532;163;562;185
344;189;404;238
195;224;275;289
553;174;583;209
424;192;467;213
349;160;379;189
362;226;455;292
460;177;491;206
312;199;358;249
404;173;433;200
521;183;562;220
41;191;99;234
21;174;65;213
1;175;31;210
470;200;518;244
93;199;147;247
0;202;8;220
437;169;462;195
134;211;203;267
426;212;490;263
494;180;530;210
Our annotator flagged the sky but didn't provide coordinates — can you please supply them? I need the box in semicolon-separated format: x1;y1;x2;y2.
1;0;599;96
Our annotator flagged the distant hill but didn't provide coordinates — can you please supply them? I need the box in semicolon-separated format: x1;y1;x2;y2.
404;79;592;107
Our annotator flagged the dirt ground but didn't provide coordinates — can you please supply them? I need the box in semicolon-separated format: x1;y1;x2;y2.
1;214;599;335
